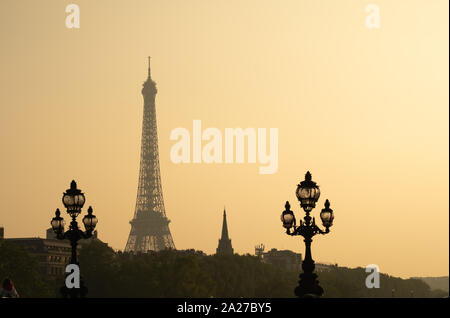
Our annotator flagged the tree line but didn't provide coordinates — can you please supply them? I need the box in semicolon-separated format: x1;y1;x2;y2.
0;239;447;298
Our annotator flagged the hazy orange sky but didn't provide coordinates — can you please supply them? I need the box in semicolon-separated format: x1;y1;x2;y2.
0;0;448;278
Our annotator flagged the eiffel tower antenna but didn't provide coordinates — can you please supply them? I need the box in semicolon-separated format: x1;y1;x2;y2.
147;56;151;78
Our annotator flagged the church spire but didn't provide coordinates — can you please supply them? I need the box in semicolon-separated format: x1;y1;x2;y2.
216;207;233;255
221;208;229;240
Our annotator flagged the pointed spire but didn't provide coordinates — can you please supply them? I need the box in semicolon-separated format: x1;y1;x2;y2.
217;207;233;255
221;208;229;240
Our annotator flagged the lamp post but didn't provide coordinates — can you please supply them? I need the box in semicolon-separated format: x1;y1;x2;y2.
280;171;334;298
50;180;98;298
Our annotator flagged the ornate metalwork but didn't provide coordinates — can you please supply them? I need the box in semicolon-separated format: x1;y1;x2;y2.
50;180;97;298
281;172;334;298
125;57;175;252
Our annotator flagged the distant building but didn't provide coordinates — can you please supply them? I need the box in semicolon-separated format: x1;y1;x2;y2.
255;244;265;259
260;248;302;272
3;227;98;277
255;245;336;273
216;209;233;255
315;262;338;272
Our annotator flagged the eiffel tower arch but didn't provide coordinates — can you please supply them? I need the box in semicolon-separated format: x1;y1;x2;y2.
125;57;175;252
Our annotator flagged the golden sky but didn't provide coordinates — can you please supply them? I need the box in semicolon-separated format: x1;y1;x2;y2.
0;0;448;278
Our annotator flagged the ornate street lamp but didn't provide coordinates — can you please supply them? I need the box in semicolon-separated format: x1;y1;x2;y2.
50;180;98;298
281;171;334;298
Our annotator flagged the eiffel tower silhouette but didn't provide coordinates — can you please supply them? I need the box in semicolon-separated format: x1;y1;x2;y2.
125;57;175;252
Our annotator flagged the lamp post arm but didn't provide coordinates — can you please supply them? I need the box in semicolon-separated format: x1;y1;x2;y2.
315;225;330;235
71;227;92;241
286;226;298;236
80;229;93;240
290;224;312;239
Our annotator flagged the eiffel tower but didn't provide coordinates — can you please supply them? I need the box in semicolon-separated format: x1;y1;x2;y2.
124;57;175;252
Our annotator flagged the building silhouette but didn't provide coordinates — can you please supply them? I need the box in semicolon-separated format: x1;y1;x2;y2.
124;57;175;252
314;262;338;272
2;227;99;277
216;209;233;255
256;247;336;273
260;248;302;272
